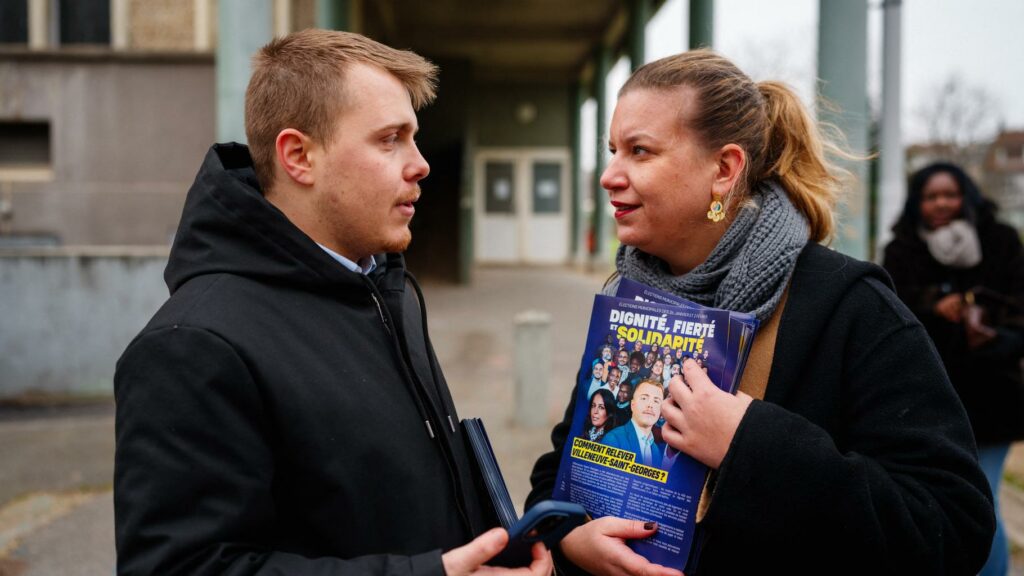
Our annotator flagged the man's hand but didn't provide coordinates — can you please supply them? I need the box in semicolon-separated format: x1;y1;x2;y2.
442;527;553;576
559;517;684;576
660;359;753;470
934;293;964;323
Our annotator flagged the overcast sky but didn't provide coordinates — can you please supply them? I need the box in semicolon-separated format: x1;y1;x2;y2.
581;0;1023;172
644;0;1024;143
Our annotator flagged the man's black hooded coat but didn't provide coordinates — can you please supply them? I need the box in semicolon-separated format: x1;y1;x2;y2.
114;144;490;575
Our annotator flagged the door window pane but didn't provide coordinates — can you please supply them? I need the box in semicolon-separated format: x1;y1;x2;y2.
532;162;561;214
59;0;110;45
0;0;28;43
485;161;515;214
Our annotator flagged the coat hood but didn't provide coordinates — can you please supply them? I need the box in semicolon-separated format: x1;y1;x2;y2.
165;143;393;294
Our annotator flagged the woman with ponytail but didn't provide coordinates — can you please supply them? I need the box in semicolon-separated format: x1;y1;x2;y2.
527;50;993;574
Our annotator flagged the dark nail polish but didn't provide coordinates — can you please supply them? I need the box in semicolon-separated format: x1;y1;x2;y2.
644;521;656;530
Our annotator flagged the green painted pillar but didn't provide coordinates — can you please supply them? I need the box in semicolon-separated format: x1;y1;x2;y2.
592;46;611;264
217;0;272;143
570;81;585;261
689;0;714;49
629;0;649;69
317;0;350;30
458;120;476;285
818;0;869;259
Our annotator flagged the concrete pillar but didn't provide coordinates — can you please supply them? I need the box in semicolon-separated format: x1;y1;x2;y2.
818;0;869;260
273;0;292;37
317;0;349;30
111;0;129;49
629;0;649;69
28;0;47;50
570;81;585;262
0;182;13;235
514;311;552;427
876;0;904;258
217;0;272;143
194;0;211;51
689;0;714;49
458;122;476;285
591;46;611;265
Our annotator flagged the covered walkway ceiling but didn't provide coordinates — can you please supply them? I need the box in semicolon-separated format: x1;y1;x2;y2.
377;0;630;82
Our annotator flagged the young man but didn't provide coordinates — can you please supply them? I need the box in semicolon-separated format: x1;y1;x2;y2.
615;349;630;370
113;29;551;576
599;379;665;468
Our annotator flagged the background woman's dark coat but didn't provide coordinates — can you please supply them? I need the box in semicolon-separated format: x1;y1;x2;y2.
883;219;1024;444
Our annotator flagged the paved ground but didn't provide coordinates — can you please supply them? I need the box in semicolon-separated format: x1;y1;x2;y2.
0;266;1022;574
0;405;115;576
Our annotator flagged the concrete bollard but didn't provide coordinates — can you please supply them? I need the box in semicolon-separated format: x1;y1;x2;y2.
513;310;552;428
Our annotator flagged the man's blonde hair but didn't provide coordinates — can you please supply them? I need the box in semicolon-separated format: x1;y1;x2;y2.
244;29;438;190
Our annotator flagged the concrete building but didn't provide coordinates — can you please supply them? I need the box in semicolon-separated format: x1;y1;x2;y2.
984;129;1024;230
0;1;221;247
0;0;669;397
0;0;676;283
2;0;880;398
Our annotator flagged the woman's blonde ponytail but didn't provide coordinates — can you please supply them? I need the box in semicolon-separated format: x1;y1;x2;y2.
758;81;843;243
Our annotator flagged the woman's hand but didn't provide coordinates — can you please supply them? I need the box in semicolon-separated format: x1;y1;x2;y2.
660;359;753;469
964;303;997;349
560;518;684;576
934;293;964;323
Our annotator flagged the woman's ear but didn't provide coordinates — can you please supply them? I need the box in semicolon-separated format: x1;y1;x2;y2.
275;128;316;186
711;143;746;198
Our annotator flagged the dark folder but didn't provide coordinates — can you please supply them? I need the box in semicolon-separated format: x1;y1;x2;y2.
462;417;518;529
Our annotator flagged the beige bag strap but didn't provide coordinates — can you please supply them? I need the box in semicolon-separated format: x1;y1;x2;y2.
736;288;788;401
695;288;788;522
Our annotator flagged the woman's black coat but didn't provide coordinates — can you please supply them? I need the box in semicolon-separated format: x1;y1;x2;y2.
529;243;995;574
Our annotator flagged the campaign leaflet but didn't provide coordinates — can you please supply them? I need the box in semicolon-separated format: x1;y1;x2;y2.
614;278;760;395
551;294;735;570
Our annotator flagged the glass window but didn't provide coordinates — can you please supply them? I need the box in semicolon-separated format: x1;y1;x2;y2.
485;161;515;214
59;0;110;45
532;162;561;214
0;0;28;43
0;121;51;168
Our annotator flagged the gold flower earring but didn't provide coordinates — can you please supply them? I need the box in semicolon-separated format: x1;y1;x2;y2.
707;194;725;223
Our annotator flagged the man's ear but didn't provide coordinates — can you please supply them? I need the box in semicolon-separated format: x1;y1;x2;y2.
711;143;746;199
275;128;316;186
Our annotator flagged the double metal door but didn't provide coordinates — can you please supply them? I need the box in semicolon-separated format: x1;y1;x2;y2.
474;148;570;264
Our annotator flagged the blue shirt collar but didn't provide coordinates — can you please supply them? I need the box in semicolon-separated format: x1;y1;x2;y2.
316;243;377;275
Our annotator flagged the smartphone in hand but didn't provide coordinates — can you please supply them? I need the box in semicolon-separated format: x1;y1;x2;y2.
490;500;588;567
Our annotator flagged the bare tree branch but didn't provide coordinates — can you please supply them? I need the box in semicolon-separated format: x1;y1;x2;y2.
915;74;1003;153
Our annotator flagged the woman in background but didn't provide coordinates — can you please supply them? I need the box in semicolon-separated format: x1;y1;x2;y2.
883;162;1024;576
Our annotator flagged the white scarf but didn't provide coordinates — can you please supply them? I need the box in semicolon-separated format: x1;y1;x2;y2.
919;220;982;268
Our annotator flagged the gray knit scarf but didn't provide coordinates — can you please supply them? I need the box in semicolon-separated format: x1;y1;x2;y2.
607;180;809;322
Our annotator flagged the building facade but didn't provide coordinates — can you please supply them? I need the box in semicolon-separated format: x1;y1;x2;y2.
1;0;661;282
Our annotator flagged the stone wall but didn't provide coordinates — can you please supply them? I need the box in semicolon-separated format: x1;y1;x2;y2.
0;54;214;245
0;248;169;396
129;0;195;50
